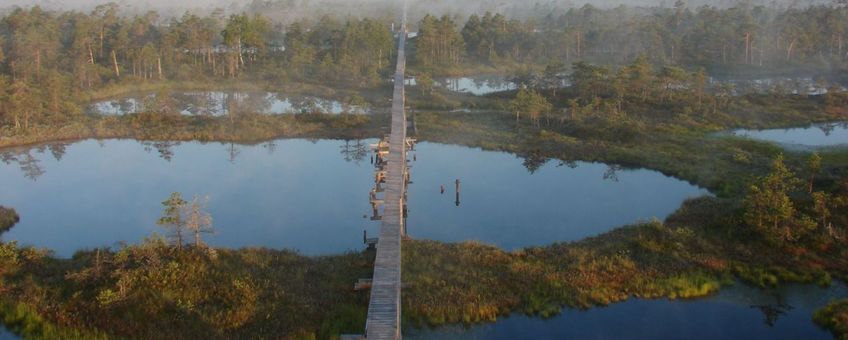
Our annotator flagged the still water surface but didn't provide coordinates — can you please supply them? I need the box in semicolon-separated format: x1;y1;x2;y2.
730;122;848;147
0;326;16;340
407;283;847;339
88;91;367;116
441;76;517;95
405;75;517;95
0;139;705;257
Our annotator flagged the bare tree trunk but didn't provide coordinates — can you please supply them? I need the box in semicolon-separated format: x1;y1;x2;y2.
99;27;104;58
36;50;41;79
237;37;245;67
787;38;797;61
112;50;120;77
176;230;183;251
671;44;675;63
576;31;582;58
157;56;163;79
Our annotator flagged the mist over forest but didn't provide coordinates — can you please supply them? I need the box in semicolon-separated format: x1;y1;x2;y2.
0;0;839;21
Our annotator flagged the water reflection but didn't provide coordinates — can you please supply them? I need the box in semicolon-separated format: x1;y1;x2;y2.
340;139;369;164
712;77;847;96
440;76;517;95
0;139;706;256
0;326;18;340
141;141;179;162
88;91;369;116
406;75;518;95
603;165;623;182
406;142;707;249
0;143;70;181
406;282;847;340
729;121;848;147
0;139;385;257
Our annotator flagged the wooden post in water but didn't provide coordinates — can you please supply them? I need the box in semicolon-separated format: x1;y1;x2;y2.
455;179;461;207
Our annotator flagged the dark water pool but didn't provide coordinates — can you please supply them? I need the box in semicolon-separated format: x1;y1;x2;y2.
406;283;847;339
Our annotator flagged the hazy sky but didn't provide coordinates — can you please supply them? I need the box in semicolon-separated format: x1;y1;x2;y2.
0;0;832;19
1;0;251;13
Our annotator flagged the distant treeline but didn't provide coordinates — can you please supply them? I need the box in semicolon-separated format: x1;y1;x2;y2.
0;5;395;129
414;4;848;72
1;4;848;131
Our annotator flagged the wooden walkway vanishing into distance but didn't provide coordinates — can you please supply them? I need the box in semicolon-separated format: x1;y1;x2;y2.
362;4;408;340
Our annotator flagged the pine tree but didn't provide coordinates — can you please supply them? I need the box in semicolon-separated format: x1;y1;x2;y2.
157;192;188;250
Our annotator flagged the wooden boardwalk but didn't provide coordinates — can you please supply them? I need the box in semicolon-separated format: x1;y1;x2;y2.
363;10;408;340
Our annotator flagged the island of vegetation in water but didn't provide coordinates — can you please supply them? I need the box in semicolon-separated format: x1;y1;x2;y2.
0;0;848;338
0;207;18;234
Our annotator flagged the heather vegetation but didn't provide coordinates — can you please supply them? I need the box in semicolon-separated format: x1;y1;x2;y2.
815;299;848;339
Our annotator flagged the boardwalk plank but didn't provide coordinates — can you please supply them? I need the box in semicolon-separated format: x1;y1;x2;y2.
364;14;407;340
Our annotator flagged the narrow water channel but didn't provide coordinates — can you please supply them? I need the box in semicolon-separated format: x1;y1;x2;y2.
406;282;847;339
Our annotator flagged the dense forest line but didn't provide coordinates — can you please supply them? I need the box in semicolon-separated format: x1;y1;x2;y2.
414;4;848;73
0;5;396;132
1;3;848;133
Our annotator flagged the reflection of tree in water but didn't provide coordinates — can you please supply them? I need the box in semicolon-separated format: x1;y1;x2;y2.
340;140;367;164
237;92;273;114
292;97;319;114
485;75;511;90
142;141;180;161
172;92;205;116
557;160;578;169
144;92;180;114
19;153;45;181
263;141;277;154
47;143;68;161
320;99;335;114
603;165;622;182
1;148;47;181
473;77;486;90
118;97;142;115
200;92;222;116
817;122;836;136
520;151;549;174
344;95;369;114
227;143;240;163
750;293;793;327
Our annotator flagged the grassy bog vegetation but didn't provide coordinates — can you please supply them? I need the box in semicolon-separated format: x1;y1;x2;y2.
815;300;848;339
0;194;845;338
0;240;374;338
404;194;847;326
